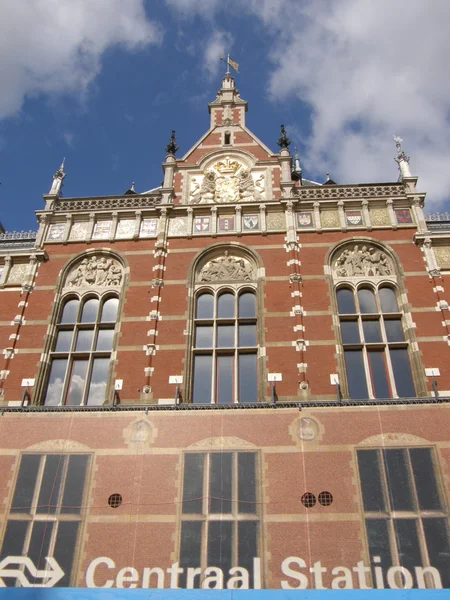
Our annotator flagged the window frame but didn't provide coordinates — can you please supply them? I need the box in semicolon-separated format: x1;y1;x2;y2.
337;283;415;399
44;293;119;406
191;285;259;404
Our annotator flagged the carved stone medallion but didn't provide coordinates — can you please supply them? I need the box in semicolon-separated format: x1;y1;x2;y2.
333;244;393;278
198;252;254;282
65;255;123;288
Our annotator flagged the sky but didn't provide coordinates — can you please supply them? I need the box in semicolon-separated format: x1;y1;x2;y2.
1;0;450;231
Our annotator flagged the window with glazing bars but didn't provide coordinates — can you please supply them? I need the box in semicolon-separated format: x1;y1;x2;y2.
44;296;118;406
179;451;259;588
357;447;450;587
0;453;90;587
337;286;415;399
192;291;257;403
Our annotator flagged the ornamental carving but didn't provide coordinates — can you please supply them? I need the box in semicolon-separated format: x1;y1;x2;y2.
198;252;254;282
55;195;162;212
292;184;405;201
65;255;123;288
333;245;393;277
189;157;265;204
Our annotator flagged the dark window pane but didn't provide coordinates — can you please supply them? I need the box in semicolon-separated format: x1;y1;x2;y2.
238;522;258;589
101;298;119;322
217;293;234;318
44;359;68;405
192;355;212;403
383;449;414;511
179;522;202;588
11;454;41;513
239;353;257;403
195;325;213;348
395;519;421;579
0;521;28;585
357;450;386;511
54;330;73;352
217;356;233;403
423;518;450;588
410;448;441;511
61;454;89;514
208;521;232;576
358;288;377;313
36;454;64;514
80;299;99;323
384;319;404;342
217;325;235;348
210;453;232;513
182;454;204;514
53;522;79;587
196;293;214;319
96;329;114;351
60;299;79;324
239;293;256;318
363;320;382;343
344;350;368;399
86;358;109;406
340;320;360;344
75;329;94;352
379;287;399;313
366;519;392;580
239;324;256;347
238;453;256;513
337;288;355;314
368;351;391;398
28;521;54;581
390;348;415;397
66;360;88;405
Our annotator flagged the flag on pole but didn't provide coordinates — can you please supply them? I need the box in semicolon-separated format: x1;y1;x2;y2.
227;57;239;72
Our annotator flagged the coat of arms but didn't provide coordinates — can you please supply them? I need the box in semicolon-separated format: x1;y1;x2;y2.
394;209;413;224
194;217;210;232
297;212;313;228
243;215;259;230
346;211;363;226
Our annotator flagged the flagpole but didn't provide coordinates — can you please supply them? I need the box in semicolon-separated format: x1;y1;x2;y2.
226;53;230;74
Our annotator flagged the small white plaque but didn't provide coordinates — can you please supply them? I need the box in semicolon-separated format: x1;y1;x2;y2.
114;379;123;391
21;379;35;387
330;374;339;385
169;375;183;384
268;373;282;382
425;368;440;377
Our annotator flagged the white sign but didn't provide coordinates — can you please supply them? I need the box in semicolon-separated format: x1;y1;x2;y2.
21;379;35;387
425;368;440;377
268;373;282;382
330;374;339;385
169;375;183;384
0;556;64;587
114;379;123;391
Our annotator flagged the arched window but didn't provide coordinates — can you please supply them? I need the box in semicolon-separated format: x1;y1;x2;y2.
192;289;257;403
44;295;118;406
224;131;231;145
337;284;415;399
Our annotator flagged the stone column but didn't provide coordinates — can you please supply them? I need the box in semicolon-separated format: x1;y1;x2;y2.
338;200;346;231
62;214;73;244
313;201;321;232
110;212;119;242
187;207;194;237
133;210;142;240
386;199;397;229
259;204;267;233
236;205;242;235
362;199;371;231
86;213;96;242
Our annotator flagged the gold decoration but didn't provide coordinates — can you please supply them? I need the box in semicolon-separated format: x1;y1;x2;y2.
267;212;285;230
320;210;340;228
433;246;450;267
370;207;390;226
215;157;240;175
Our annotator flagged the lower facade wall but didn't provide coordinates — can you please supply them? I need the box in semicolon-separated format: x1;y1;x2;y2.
0;404;449;589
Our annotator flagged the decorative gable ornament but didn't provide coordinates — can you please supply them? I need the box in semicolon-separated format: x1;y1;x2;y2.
65;255;123;288
198;252;254;282
333;245;393;278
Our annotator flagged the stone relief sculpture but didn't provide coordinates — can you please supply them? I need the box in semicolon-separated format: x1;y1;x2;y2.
334;245;393;277
189;157;265;204
65;255;123;287
199;251;253;282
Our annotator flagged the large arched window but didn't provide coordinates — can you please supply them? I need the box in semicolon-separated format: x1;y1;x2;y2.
337;284;415;399
192;289;257;403
44;295;119;406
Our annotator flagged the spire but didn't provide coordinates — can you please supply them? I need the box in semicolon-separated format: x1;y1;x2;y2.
292;147;302;184
277;125;291;149
48;158;66;196
393;135;412;178
165;130;179;156
124;181;136;195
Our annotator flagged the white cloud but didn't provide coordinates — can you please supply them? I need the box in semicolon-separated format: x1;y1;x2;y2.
166;0;450;209
203;30;234;79
0;0;162;120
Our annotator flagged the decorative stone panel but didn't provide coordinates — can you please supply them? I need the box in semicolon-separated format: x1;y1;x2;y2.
370;207;390;226
64;255;123;288
433;246;450;268
321;210;340;228
198;252;254;282
333;244;393;278
266;212;284;230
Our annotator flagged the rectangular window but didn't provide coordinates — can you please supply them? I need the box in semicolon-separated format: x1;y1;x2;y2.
179;451;259;588
0;453;90;587
357;447;450;588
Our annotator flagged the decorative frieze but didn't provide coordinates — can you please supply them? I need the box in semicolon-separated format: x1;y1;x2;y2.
54;195;162;212
198;252;254;282
65;255;123;288
333;244;393;278
292;184;405;201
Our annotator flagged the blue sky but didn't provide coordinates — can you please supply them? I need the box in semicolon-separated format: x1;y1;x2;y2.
1;0;450;231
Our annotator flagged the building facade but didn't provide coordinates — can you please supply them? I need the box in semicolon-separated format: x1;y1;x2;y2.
0;73;450;589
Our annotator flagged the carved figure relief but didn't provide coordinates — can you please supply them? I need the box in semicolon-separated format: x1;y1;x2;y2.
189;157;265;204
199;251;254;282
333;245;393;278
65;255;123;288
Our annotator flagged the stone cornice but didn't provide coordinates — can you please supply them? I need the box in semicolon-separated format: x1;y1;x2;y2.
292;182;405;201
52;193;162;213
